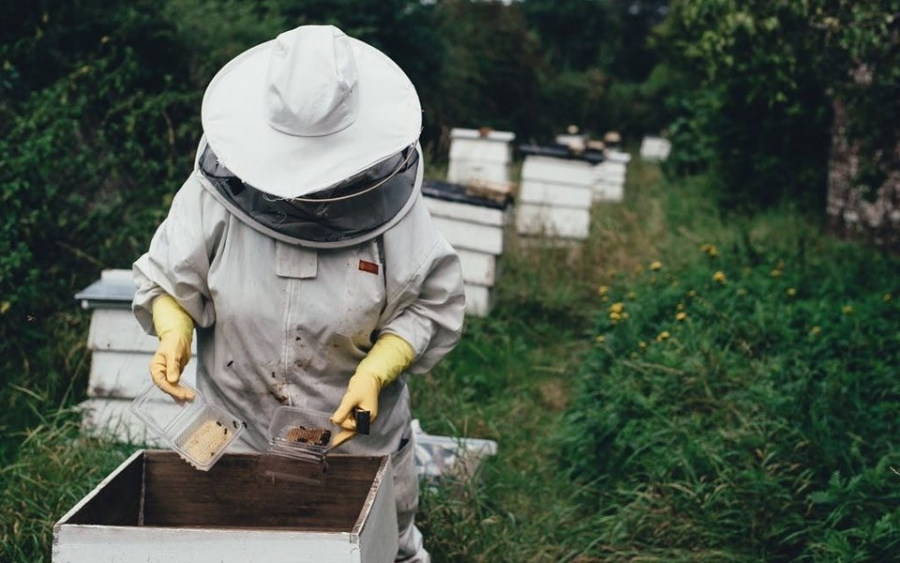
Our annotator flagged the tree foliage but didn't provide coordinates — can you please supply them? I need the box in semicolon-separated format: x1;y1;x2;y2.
658;0;899;210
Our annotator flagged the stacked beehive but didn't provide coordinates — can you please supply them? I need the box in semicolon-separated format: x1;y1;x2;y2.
423;180;512;317
447;127;515;184
514;145;602;241
593;149;631;203
640;135;672;162
74;269;197;444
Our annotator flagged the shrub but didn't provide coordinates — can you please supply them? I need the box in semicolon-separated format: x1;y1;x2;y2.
560;219;900;559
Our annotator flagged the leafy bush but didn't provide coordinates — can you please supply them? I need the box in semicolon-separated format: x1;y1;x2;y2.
657;0;898;211
561;211;900;559
0;1;202;456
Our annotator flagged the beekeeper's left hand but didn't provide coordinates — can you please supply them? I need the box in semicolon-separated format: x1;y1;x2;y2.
330;333;414;448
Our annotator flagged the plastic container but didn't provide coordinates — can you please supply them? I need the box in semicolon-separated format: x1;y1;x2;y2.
130;382;245;471
267;406;343;463
411;419;498;481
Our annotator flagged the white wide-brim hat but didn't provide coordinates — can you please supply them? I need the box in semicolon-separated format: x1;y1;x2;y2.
201;25;422;199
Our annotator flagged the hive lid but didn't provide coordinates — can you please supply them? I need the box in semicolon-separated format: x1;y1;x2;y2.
74;269;137;310
518;143;605;164
422;180;509;210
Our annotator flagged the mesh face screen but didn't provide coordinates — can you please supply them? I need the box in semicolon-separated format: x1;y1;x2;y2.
199;143;418;244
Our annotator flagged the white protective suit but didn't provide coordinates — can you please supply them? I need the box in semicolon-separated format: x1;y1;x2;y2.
132;142;466;563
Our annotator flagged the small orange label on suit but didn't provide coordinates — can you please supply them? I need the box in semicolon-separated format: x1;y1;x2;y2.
358;260;380;275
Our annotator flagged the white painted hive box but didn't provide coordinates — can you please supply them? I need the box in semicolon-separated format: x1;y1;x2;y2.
593;160;628;203
423;180;512;317
447;128;515;184
75;269;197;444
640;136;672;162
53;450;398;563
515;155;595;240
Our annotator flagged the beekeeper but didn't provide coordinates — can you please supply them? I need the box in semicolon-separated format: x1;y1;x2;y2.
132;24;465;563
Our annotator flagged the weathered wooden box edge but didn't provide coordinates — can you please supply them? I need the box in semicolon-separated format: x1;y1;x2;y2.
53;450;398;563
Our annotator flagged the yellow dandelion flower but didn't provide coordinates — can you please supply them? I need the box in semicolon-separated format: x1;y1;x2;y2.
787;288;796;297
810;326;821;336
676;311;687;321
677;303;685;311
688;290;697;297
595;335;606;344
610;302;624;314
597;285;609;296
650;261;662;271
771;269;782;278
700;243;718;257
713;271;727;284
842;305;854;314
639;341;647;349
656;331;671;342
884;293;892;302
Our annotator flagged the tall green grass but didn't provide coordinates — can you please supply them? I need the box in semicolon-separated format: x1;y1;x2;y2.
412;160;900;562
4;157;900;561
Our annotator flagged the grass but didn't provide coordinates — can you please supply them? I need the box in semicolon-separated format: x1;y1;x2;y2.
3;156;900;561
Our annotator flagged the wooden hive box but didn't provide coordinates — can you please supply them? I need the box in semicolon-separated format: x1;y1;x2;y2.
423;180;512;317
53;450;398;563
447;128;515;185
639;136;671;162
515;153;596;241
592;159;628;203
74;269;197;444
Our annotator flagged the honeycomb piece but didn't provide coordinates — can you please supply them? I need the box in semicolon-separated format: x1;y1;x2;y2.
183;419;230;462
284;425;331;446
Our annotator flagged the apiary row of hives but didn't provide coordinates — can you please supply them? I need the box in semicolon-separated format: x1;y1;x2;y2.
427;127;635;317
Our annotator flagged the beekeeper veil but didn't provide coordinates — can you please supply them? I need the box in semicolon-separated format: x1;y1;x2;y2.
196;24;423;248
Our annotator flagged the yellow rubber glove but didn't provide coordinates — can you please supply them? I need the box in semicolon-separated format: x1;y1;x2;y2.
330;333;415;449
150;294;196;403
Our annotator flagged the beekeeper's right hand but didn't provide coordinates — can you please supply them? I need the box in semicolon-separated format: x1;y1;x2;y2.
150;294;196;402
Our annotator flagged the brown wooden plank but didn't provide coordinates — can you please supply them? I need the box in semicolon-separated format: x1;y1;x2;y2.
66;451;143;526
141;451;383;531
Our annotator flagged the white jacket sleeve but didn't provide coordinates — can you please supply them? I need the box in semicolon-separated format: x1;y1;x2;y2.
132;173;226;334
378;196;466;374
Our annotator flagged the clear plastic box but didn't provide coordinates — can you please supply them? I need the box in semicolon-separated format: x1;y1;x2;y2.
131;382;245;471
267;406;342;463
259;406;344;484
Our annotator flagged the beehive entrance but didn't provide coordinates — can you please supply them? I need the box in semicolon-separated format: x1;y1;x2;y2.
67;451;383;532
